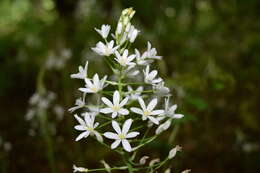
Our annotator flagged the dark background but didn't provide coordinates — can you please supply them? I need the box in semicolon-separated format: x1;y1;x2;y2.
1;0;260;172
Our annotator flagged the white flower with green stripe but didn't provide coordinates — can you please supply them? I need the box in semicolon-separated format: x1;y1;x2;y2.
74;113;103;142
100;90;129;118
104;119;139;152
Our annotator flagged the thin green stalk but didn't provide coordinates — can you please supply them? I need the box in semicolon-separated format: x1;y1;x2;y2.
36;68;56;173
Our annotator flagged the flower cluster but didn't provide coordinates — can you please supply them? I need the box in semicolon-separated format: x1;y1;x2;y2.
70;8;185;172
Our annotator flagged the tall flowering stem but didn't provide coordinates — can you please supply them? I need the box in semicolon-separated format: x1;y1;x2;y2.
70;8;185;173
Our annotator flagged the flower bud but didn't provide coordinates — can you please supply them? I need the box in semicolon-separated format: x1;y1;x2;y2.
168;145;182;159
139;156;149;165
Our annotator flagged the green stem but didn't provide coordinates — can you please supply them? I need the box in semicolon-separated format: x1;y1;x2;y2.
36;68;56;173
39;111;56;173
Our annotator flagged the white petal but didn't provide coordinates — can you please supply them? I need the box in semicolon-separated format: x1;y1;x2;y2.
138;97;146;110
113;91;120;106
150;110;164;115
155;120;171;134
147;98;157;111
122;139;132;152
100;108;113;114
112;121;121;134
84;78;94;88
112;112;118;118
169;105;177;113
126;132;139;138
149;70;158;79
76;131;90;141
74;125;86;131
101;97;113;107
93;74;99;87
147;116;159;125
122;119;132;134
118;108;129;115
119;97;129;107
130;107;143;115
173;114;184;119
78;88;92;93
94;131;103;142
84;114;92;126
74;114;85;125
111;140;121;149
103;132;119;139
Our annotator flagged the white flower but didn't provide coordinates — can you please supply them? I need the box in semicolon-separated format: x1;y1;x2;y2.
91;40;118;56
135;49;153;66
70;61;88;79
115;50;136;67
100;90;129;118
74;113;103;142
127;86;143;100
73;165;88;172
143;66;162;84
128;25;139;43
95;24;110;39
164;97;184;119
181;169;191;173
103;119;139;152
130;97;164;125
144;42;162;60
68;97;85;112
153;81;170;95
79;74;107;94
168;145;182;159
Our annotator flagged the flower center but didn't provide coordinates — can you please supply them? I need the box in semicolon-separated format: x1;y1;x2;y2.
120;58;127;66
104;46;111;56
143;110;151;116
112;105;120;111
118;134;125;139
86;126;94;131
91;87;98;92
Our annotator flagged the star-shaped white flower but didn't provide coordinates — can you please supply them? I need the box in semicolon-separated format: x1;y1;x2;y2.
143;66;162;84
91;40;118;56
95;24;111;39
127;86;143;100
130;97;164;125
115;50;136;67
164;97;184;119
74;113;103;142
103;119;139;152
68;96;85;112
70;61;88;79
135;49;153;66
79;74;107;94
100;90;129;118
144;42;162;60
153;81;170;95
155;98;184;134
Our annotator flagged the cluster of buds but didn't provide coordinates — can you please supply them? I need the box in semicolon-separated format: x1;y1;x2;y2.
70;8;186;172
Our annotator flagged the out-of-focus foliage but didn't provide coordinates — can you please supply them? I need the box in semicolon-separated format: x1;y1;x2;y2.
1;0;260;173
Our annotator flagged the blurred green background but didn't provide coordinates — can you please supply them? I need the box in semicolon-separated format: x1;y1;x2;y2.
1;0;260;172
